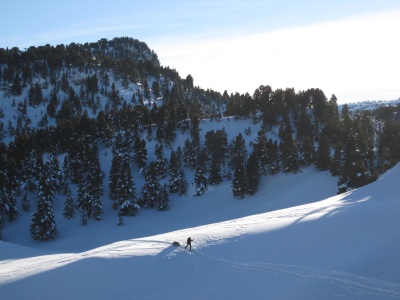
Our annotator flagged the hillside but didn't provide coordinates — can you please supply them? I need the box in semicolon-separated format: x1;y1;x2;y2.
1;36;400;241
1;35;400;299
1;163;399;299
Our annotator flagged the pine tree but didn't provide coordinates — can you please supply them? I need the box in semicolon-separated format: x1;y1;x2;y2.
22;189;30;212
30;163;57;240
279;124;299;173
118;161;140;216
108;151;121;209
169;149;187;196
76;138;104;223
168;150;180;194
141;162;162;208
154;144;168;179
229;133;247;171
0;150;19;222
232;156;246;199
245;151;261;195
133;138;147;172
48;154;63;192
157;184;170;211
193;149;208;196
63;189;75;219
315;133;331;170
208;155;222;185
177;168;188;196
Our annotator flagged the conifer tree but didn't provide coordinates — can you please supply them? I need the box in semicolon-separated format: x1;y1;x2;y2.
0;150;19;222
76;138;104;223
30;163;57;240
279;122;299;173
22;189;30;212
169;149;187;196
315;133;331;170
118;161;140;216
63;189;75;219
154;143;168;179
48;154;63;192
209;155;222;185
157;184;170;211
108;151;121;209
230;133;247;170
232;155;246;199
245;151;261;195
141;162;162;208
193;149;208;197
133;138;147;172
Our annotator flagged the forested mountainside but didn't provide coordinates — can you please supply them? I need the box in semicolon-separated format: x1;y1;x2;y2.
0;37;399;240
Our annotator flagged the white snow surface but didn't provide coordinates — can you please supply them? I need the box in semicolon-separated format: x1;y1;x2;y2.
1;161;400;299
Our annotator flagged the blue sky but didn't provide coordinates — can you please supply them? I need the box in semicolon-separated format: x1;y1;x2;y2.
2;0;400;102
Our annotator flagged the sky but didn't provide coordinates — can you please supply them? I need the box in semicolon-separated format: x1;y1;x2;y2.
1;0;400;103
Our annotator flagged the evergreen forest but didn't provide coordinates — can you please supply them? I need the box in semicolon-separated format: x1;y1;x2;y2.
1;37;400;240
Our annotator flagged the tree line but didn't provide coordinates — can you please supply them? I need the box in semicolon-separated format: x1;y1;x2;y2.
0;37;400;240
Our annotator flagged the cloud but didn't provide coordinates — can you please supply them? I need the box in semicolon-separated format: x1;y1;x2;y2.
152;10;400;102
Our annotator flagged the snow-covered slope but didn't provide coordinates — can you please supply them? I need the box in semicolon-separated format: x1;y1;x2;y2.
1;163;400;299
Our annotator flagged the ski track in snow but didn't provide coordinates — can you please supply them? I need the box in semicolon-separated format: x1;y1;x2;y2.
3;237;399;298
193;250;400;298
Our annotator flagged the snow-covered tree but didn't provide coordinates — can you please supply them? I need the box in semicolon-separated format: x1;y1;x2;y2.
76;137;104;223
169;149;187;196
245;151;261;195
141;162;162;208
63;189;75;219
154;143;168;179
118;161;140;216
133;137;147;172
157;184;170;211
193;149;208;197
232;156;246;199
22;189;30;212
30;163;57;240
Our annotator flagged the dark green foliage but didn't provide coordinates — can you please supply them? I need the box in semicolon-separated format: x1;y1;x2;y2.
315;133;331;170
157;184;170;211
22;190;30;212
337;135;376;194
0;35;398;234
279;122;299;173
118;161;140;216
378;120;400;170
205;128;228;183
232;156;246;199
133;138;147;172
194;149;208;196
10;74;22;96
63;189;75;219
75;138;104;223
245;151;261;195
141;162;162;208
229;133;247;170
30;163;57;240
28;83;43;107
169;149;187;196
154;144;168;180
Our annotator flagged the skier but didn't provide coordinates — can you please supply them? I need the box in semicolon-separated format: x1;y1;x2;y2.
185;237;194;250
